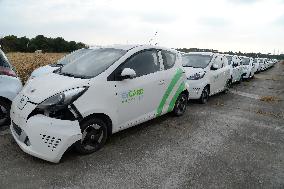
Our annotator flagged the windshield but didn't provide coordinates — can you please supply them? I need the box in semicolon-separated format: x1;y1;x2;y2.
60;48;126;78
0;49;11;68
259;59;264;63
182;54;212;69
57;49;92;66
242;58;250;65
226;56;232;65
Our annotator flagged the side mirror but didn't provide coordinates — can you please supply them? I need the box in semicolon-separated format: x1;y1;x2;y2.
211;63;219;70
120;68;136;80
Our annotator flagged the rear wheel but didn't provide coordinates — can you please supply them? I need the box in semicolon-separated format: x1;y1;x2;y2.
199;87;209;104
75;118;108;154
0;100;11;127
173;93;187;116
224;80;231;93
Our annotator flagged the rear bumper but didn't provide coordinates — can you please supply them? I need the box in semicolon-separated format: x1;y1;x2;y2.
10;114;82;163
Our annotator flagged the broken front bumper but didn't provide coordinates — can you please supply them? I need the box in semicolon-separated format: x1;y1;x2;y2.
10;113;82;163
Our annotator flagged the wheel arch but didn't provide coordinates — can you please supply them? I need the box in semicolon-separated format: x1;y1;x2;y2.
81;113;113;136
0;96;12;104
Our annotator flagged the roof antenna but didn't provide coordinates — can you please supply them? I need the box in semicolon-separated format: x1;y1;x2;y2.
149;31;158;45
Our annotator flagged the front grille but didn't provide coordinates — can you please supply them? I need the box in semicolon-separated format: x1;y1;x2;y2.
13;122;22;136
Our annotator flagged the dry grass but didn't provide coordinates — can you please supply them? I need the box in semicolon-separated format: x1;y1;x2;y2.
7;52;66;83
260;96;281;103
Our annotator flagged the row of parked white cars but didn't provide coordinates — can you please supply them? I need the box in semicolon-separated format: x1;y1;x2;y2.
0;45;278;163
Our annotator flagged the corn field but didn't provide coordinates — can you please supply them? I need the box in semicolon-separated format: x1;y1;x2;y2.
7;53;66;83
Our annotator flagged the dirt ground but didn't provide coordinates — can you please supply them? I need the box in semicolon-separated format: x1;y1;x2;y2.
0;62;283;189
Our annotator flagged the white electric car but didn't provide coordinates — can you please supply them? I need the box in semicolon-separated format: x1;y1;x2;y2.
182;52;230;104
27;48;92;82
241;56;255;79
10;45;189;163
226;54;242;84
252;58;260;73
259;58;266;71
0;49;22;127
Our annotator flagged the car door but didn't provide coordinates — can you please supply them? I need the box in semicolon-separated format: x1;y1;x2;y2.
112;49;166;130
218;56;229;91
208;56;222;94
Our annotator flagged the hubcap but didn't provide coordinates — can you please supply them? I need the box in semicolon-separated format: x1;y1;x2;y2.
81;124;104;150
177;96;186;113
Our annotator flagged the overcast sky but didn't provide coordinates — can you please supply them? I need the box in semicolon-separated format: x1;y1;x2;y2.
1;0;284;53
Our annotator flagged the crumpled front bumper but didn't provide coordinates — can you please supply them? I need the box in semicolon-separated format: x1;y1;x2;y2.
11;113;82;163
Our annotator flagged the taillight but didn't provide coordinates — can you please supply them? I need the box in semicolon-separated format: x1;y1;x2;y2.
0;66;17;77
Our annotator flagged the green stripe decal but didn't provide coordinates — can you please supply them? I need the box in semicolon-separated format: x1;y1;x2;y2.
167;82;185;112
156;68;183;116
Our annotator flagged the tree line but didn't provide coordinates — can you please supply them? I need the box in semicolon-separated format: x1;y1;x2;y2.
177;48;284;60
0;35;87;53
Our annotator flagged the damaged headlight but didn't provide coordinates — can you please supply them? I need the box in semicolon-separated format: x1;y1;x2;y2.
37;87;88;110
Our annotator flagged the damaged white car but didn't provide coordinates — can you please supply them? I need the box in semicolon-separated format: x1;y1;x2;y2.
10;45;189;163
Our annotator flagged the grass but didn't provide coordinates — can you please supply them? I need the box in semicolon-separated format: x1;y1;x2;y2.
7;52;66;83
260;96;281;103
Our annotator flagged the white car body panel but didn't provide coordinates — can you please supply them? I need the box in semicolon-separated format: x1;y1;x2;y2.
0;75;22;101
226;55;242;83
10;45;189;163
241;57;255;79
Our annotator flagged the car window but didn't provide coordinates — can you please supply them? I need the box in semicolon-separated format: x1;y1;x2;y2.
0;50;11;68
119;50;159;78
226;56;232;65
57;49;92;66
60;48;126;78
242;58;250;65
182;54;212;69
162;51;176;70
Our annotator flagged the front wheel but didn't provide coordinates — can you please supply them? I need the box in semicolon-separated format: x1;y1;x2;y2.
0;100;11;127
75;118;108;154
173;93;187;116
199;87;209;104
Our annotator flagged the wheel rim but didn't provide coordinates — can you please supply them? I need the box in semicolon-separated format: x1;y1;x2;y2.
81;124;104;150
0;105;8;125
202;89;209;103
176;95;186;114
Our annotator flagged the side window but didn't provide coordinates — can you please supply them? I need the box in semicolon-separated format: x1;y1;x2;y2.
119;50;159;78
162;51;176;70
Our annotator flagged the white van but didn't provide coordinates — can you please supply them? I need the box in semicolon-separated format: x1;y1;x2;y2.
10;45;189;163
225;55;243;84
182;52;230;104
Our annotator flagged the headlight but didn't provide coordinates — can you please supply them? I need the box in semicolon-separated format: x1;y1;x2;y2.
187;72;205;80
37;87;88;110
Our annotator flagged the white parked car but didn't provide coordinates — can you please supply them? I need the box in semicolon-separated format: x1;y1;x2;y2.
182;52;230;104
226;55;243;84
0;49;22;127
240;56;255;79
259;58;267;71
10;45;189;163
27;48;92;82
252;58;259;74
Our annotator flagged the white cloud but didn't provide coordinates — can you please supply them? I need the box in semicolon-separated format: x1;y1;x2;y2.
0;0;283;53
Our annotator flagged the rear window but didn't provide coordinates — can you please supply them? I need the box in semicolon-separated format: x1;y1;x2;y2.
0;50;11;68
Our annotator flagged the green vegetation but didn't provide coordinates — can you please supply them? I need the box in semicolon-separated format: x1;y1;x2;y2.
0;35;87;53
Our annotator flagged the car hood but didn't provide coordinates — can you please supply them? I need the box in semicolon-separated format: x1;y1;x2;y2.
31;65;59;78
183;67;205;77
22;73;90;104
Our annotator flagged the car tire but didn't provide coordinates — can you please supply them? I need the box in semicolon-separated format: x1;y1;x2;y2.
223;80;231;94
199;87;209;104
75;118;108;154
173;93;187;116
0;100;11;127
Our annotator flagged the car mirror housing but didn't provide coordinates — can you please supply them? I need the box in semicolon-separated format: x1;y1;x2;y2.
211;63;219;70
120;68;136;80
